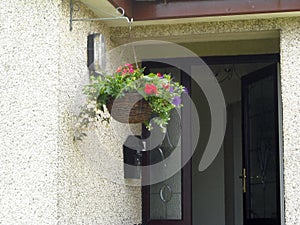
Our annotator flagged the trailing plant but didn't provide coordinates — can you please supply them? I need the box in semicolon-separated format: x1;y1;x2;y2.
74;63;186;140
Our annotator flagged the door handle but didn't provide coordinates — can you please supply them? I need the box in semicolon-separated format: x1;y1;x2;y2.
239;168;247;193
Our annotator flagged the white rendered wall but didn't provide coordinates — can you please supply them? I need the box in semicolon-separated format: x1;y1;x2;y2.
1;1;299;224
57;1;141;224
280;18;300;225
0;1;142;224
0;1;60;224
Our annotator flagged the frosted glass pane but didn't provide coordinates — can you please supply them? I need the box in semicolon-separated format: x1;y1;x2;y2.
148;68;182;220
149;108;182;220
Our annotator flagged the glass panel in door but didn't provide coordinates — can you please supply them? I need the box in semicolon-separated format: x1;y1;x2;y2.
142;64;191;225
148;67;182;221
149;108;182;220
242;64;280;225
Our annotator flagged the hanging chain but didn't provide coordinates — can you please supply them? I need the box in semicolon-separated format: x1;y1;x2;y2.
128;21;139;69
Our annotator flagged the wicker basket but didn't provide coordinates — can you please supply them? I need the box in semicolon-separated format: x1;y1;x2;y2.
105;92;152;123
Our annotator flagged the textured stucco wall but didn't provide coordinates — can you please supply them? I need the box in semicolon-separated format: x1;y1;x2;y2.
57;1;141;224
0;1;141;224
1;1;299;224
279;18;300;225
0;0;60;224
111;17;300;225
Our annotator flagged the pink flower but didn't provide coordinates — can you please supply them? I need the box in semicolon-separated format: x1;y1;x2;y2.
129;68;134;73
125;63;133;68
116;66;122;73
144;84;158;95
122;68;128;75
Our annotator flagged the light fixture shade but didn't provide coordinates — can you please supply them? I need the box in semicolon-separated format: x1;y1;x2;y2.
87;33;106;74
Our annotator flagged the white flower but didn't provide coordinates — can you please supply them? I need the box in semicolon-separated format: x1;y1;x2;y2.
87;104;95;109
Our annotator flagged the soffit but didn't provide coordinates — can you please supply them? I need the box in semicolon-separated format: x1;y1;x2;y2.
79;1;300;27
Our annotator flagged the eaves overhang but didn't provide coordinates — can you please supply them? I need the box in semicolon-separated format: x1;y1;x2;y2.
78;0;300;27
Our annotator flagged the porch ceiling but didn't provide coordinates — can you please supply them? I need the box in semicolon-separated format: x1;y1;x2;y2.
111;30;280;45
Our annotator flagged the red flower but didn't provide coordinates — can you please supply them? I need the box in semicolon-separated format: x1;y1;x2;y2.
157;72;163;78
162;83;169;90
144;84;158;95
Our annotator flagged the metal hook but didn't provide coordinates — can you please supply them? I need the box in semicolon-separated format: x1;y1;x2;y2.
116;7;134;25
116;7;125;16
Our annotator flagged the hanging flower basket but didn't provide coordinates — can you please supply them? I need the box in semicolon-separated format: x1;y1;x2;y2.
74;63;187;140
105;92;152;123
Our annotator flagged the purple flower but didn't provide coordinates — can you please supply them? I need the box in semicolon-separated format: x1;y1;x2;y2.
169;87;174;93
184;87;188;94
172;96;181;106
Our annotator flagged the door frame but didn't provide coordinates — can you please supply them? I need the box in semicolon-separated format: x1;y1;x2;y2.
141;54;283;225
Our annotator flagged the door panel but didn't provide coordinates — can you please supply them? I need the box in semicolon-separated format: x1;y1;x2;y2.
242;64;280;225
149;108;182;220
142;64;191;225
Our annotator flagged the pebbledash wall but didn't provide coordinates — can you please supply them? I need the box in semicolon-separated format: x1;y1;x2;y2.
0;0;141;225
0;1;299;225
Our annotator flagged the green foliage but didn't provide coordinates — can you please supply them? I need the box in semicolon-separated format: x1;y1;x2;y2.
74;64;186;139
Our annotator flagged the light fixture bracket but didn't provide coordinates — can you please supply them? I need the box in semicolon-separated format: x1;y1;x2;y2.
69;0;133;31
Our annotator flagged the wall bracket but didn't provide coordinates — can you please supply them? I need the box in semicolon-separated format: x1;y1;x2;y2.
70;0;133;31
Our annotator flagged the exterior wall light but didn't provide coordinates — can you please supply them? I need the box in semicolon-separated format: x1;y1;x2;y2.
87;33;106;75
